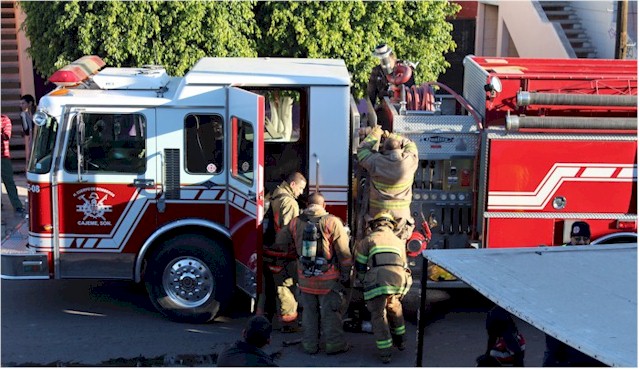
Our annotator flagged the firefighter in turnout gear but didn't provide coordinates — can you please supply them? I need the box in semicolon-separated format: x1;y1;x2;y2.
367;43;416;107
259;172;307;332
357;126;419;242
355;211;412;364
271;193;353;355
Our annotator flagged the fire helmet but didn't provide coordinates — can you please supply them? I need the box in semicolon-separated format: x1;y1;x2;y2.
370;211;397;227
373;43;395;74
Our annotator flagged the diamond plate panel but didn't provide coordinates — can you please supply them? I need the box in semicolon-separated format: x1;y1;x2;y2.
393;114;479;133
404;132;479;159
463;56;488;120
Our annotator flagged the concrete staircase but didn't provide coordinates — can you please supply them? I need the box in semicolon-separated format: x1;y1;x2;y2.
1;0;27;173
540;1;598;58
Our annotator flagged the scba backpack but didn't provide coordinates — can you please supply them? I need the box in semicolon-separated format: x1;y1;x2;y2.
299;214;330;277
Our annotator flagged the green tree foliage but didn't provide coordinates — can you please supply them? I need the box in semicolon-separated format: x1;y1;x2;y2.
256;1;460;98
19;1;258;77
20;0;459;97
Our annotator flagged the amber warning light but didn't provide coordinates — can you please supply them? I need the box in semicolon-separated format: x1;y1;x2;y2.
48;55;106;87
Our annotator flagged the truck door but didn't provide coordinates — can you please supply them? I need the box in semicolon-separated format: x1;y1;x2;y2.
55;108;157;278
226;87;265;280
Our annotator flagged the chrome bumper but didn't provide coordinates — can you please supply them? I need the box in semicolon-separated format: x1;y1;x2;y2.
1;221;49;279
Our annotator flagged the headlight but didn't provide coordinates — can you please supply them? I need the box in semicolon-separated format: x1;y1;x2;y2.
33;111;48;126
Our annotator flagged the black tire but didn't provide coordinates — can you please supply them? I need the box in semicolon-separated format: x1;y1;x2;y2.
145;234;234;323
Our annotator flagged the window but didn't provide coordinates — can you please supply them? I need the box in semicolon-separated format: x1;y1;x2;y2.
64;113;146;174
28;115;58;174
232;117;254;185
184;114;224;174
251;89;301;142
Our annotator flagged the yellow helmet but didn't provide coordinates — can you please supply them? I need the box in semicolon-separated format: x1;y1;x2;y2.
370;211;397;227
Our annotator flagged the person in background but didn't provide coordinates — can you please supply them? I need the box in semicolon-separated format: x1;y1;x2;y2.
354;211;412;364
477;305;525;366
1;115;25;215
259;172;307;333
216;315;277;367
566;220;591;245
19;94;37;167
271;192;352;355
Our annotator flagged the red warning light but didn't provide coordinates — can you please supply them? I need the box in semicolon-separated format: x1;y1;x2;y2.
48;55;106;87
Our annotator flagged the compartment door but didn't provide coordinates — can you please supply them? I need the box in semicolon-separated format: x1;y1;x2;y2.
226;87;265;291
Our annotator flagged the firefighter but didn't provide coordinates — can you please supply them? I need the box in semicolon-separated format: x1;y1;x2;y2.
259;172;307;332
357;125;419;243
367;43;416;107
355;211;412;363
271;192;352;355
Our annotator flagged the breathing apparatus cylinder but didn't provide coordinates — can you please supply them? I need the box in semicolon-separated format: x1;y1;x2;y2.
301;220;329;277
302;221;319;259
301;221;319;277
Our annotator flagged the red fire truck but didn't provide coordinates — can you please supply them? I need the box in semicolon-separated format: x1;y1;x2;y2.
1;55;636;323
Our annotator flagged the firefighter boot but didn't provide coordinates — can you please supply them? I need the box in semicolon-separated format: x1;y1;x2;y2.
302;342;319;355
378;349;392;364
281;319;301;333
326;342;350;355
392;334;406;351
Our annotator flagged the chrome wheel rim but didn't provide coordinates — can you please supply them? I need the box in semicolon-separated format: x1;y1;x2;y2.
162;257;213;308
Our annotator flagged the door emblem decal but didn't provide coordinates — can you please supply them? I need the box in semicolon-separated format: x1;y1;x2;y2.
74;187;114;226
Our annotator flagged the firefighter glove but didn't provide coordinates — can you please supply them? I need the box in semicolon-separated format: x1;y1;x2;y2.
370;126;384;138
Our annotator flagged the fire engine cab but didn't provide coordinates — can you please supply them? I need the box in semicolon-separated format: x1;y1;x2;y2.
1;55;636;323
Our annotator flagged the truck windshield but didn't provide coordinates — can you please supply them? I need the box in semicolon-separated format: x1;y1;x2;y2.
28;115;58;174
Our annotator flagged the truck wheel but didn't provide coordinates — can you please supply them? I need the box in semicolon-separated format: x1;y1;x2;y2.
145;234;233;323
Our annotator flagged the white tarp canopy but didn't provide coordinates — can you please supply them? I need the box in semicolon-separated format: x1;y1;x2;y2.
424;244;637;367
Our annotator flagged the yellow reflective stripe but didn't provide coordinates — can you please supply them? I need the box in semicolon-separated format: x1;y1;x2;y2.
356;253;368;264
372;179;413;191
370;199;411;209
393;325;406;335
364;135;379;144
369;246;401;256
404;142;417;152
357;148;373;161
364;285;409;300
376;339;393;349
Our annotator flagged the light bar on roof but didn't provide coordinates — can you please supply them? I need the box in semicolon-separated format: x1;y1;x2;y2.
48;55;106;87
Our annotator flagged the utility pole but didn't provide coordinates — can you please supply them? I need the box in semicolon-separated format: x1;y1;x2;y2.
615;0;628;59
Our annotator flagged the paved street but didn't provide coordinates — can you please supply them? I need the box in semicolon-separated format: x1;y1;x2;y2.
1;278;546;367
2;174;546;367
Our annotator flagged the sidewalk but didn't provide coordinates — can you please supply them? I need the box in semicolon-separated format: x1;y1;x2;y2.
1;172;28;240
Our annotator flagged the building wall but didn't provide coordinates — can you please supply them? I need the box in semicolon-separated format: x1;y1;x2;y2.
573;1;637;59
475;0;637;60
452;0;478;19
476;3;498;56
